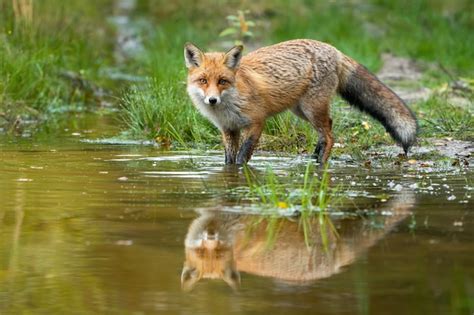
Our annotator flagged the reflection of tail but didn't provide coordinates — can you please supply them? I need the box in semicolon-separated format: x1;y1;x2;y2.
338;55;418;153
378;190;415;226
391;190;416;210
335;191;415;270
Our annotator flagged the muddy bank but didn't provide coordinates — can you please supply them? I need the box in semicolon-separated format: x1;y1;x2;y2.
378;53;473;108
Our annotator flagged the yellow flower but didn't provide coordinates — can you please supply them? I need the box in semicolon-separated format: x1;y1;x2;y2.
277;201;288;209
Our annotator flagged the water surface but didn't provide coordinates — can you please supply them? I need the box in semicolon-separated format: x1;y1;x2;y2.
0;114;473;314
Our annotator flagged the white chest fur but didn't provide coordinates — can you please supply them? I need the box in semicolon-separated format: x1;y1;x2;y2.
187;86;249;131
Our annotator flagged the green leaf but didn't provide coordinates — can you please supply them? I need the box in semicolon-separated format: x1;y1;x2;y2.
219;28;238;37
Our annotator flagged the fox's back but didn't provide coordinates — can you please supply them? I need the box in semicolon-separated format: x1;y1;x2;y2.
242;39;340;76
237;39;342;113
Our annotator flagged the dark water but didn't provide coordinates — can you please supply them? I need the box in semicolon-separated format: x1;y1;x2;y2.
0;114;473;314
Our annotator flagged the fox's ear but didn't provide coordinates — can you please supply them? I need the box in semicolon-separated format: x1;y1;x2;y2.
184;42;204;69
223;45;243;69
223;266;241;291
181;265;200;292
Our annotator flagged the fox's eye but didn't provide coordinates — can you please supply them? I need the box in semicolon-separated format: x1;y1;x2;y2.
199;78;207;84
218;79;228;85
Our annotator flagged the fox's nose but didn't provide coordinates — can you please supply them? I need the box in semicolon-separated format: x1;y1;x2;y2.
204;230;218;240
209;97;218;105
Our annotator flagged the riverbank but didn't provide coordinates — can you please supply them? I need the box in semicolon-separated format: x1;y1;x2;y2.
1;0;472;162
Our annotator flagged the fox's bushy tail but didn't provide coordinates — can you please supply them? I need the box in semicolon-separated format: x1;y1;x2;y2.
337;55;418;154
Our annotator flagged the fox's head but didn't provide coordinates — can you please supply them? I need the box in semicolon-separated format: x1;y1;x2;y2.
184;42;243;107
181;214;240;292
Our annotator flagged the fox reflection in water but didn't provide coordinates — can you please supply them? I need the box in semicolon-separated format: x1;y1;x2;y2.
181;193;414;291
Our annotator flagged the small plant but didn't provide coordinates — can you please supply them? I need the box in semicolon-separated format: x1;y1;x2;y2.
243;162;340;249
219;10;256;45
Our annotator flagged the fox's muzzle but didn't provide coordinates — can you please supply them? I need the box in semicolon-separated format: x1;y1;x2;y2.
204;95;221;106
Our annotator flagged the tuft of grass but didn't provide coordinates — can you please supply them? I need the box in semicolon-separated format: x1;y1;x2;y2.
418;97;474;140
121;79;219;148
243;163;340;249
260;112;315;153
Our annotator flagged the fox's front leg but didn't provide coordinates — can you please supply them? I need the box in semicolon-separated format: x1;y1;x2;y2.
223;129;240;164
236;123;263;165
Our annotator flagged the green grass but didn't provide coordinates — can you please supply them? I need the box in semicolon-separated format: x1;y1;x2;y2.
418;97;474;140
121;79;218;147
243;163;335;213
243;163;340;248
0;0;115;131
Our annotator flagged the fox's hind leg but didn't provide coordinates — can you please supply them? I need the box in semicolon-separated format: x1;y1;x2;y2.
296;93;335;163
291;104;325;160
293;69;338;163
310;104;334;163
312;120;332;162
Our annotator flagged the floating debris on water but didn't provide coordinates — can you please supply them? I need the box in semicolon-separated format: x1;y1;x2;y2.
17;178;33;182
81;138;156;145
115;240;133;246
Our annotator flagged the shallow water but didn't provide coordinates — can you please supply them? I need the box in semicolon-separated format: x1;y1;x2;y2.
0;114;473;314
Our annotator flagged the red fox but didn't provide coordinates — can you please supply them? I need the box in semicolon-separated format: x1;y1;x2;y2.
185;39;417;164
